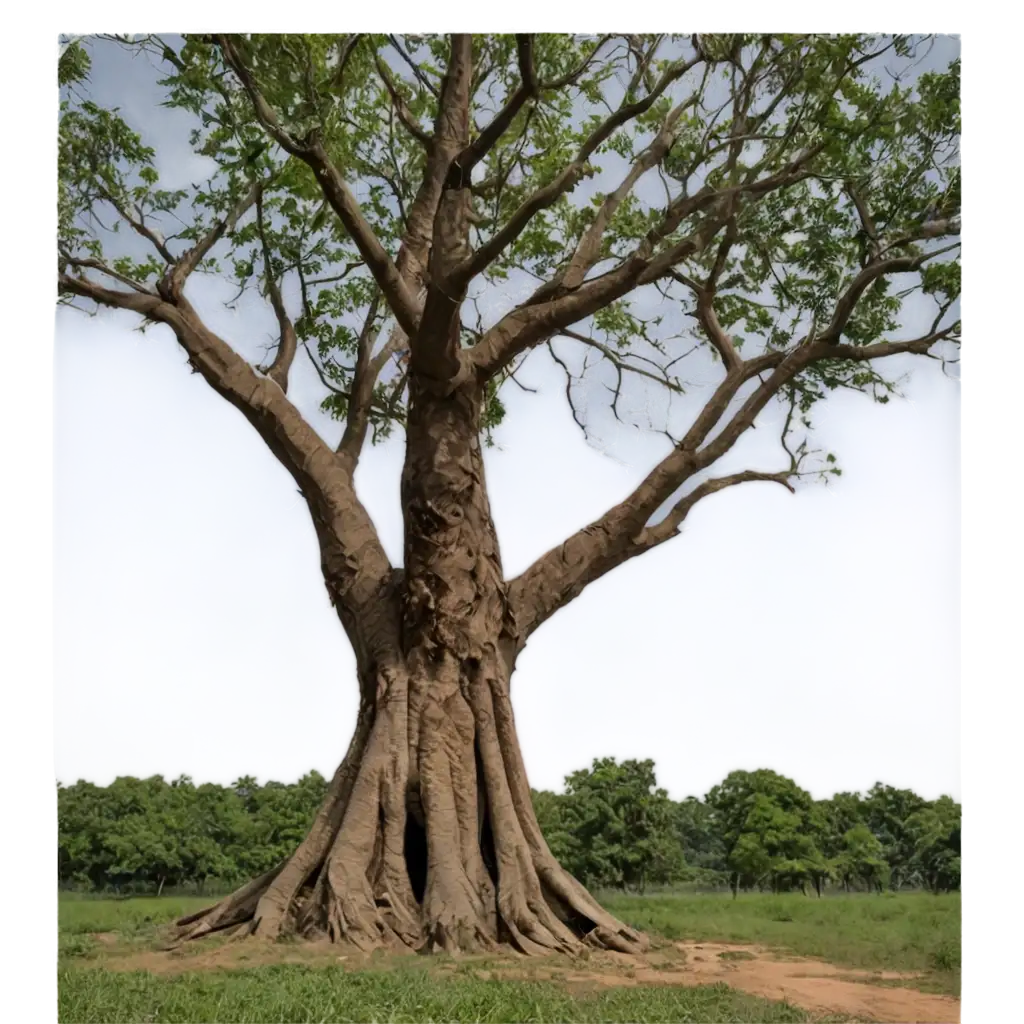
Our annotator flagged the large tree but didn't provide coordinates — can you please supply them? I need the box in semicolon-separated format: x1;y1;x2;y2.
57;33;960;955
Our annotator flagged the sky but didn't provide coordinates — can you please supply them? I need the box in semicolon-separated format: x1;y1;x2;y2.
53;34;961;803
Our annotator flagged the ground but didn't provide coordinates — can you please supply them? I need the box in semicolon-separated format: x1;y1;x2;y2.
58;890;961;1023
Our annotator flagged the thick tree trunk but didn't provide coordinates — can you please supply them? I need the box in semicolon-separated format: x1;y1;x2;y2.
174;380;646;957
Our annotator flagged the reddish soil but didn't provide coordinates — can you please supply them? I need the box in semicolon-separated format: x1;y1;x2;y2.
81;933;960;1023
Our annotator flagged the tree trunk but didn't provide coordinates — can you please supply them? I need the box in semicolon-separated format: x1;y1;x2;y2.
173;379;646;957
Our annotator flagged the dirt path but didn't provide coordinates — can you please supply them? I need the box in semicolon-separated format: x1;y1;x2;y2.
668;942;958;1023
470;942;959;1023
80;933;960;1023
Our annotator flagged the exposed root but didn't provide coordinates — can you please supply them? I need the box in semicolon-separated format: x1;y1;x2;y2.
487;673;649;955
173;665;648;958
250;701;374;940
172;864;283;945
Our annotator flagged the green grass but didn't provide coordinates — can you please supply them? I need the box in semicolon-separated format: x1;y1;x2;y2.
56;890;959;1022
58;964;835;1023
59;894;212;937
600;889;960;993
59;894;217;966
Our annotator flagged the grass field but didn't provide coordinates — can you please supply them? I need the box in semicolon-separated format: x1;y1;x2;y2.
601;890;962;990
57;891;960;1023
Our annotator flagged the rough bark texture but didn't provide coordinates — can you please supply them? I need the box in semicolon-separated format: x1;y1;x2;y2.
174;380;646;957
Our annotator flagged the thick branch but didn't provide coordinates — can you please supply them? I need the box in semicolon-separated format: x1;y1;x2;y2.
458;36;537;175
59;273;162;316
409;35;475;387
59;271;396;651
59;255;153;294
508;327;950;641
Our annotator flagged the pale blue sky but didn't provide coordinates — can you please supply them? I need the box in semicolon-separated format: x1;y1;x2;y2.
54;35;960;802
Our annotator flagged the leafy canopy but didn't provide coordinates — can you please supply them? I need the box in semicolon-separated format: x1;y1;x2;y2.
58;33;960;461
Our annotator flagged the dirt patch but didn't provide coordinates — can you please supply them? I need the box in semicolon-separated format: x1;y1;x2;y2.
87;933;364;976
75;931;960;1023
556;942;957;1024
476;942;958;1022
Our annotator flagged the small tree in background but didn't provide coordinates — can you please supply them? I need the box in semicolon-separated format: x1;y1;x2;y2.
906;796;960;893
833;823;891;892
554;758;683;892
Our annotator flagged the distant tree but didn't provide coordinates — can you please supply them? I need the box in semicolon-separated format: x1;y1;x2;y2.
706;769;826;896
833;822;890;892
58;766;958;898
863;783;929;888
674;796;728;878
814;792;866;860
731;793;826;895
906;796;960;893
556;758;684;892
729;829;775;893
58;780;112;890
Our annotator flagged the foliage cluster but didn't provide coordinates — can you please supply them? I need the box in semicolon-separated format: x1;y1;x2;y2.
59;761;958;897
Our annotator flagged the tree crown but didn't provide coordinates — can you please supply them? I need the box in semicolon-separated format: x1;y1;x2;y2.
58;34;960;648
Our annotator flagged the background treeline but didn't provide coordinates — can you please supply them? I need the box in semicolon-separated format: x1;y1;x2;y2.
57;760;959;897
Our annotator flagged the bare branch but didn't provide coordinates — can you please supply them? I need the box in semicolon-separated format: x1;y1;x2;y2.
374;53;433;148
254;187;298;392
637;470;796;548
337;292;384;470
558;328;688;394
458;35;537;175
161;178;262;299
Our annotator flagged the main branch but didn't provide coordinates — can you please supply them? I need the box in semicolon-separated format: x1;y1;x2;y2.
58;272;395;651
508;327;950;642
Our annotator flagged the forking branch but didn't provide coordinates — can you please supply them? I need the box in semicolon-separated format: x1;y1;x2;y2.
507;307;958;644
60;33;960;642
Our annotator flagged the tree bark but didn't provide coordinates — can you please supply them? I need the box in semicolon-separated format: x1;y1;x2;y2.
174;377;646;957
